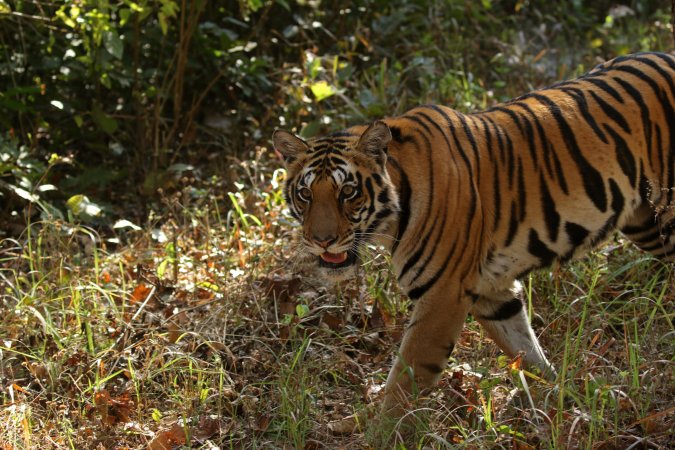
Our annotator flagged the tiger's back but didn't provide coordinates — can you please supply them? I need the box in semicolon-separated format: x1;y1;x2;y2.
380;52;674;297
273;51;675;423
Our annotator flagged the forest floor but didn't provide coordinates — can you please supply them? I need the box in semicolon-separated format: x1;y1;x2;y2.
1;153;673;449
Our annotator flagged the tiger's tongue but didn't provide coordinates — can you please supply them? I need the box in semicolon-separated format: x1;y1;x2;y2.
320;251;348;264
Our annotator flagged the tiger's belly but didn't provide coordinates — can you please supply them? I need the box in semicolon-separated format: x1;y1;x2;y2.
478;211;633;293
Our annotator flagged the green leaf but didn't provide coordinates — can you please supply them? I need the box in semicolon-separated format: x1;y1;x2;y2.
309;81;336;102
247;0;263;11
119;8;132;26
197;281;220;292
66;195;102;217
158;12;169;35
299;121;320;139
55;7;76;28
92;105;118;134
103;30;124;59
157;259;169;278
296;304;310;319
0;97;28;112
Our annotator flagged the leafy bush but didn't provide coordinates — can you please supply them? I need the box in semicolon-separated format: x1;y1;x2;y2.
0;0;670;231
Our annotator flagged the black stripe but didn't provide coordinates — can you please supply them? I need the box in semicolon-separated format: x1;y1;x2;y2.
654;123;664;179
540;173;560;242
604;125;637;187
609;178;625;215
364;177;376;217
585;77;625;104
516;157;526;222
389;158;411;255
456;113;482;185
629;57;675;206
389;125;413;144
492;163;501;233
561;87;608;143
504;201;519;247
492;105;526;136
613;76;654;171
465;290;480;303
565;222;590;248
427;105;475;180
621;217;655;235
589;90;631;134
478;298;523;321
476;115;495;160
395;115;445;283
377;189;390;204
532;93;608;212
398;208;442;282
512;102;554;177
527;229;557;267
421;363;444;375
630;228;665;248
482;116;508;164
407;239;458;300
551;148;569;195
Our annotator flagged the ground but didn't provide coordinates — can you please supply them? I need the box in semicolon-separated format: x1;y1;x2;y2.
1;157;673;449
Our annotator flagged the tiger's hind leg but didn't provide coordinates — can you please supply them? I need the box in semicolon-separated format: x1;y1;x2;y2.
621;202;675;262
472;282;556;378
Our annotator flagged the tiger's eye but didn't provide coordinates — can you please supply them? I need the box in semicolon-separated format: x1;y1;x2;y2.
298;187;312;201
341;185;359;201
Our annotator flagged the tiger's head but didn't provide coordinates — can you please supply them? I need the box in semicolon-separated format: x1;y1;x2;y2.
273;121;400;281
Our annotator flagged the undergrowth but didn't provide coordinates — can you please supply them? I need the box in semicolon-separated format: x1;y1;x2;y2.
1;153;673;448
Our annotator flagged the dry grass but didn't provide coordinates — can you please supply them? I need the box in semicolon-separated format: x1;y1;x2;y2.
1;154;673;449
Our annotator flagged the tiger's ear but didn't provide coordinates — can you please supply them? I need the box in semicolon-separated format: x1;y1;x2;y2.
356;121;391;164
273;130;309;164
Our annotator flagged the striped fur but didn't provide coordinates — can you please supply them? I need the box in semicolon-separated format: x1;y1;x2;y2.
273;52;675;418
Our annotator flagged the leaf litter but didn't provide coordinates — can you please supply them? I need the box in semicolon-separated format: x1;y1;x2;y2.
0;153;673;448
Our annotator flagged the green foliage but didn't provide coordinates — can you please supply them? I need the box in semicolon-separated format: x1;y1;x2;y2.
0;0;671;230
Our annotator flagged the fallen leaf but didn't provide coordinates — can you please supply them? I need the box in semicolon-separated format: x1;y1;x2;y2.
260;275;302;302
93;389;133;425
148;423;187;450
509;354;523;371
513;441;536;450
321;312;343;331
130;283;152;303
254;414;270;432
193;415;220;442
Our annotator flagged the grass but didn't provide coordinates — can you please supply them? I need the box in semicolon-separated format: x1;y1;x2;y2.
1;158;673;449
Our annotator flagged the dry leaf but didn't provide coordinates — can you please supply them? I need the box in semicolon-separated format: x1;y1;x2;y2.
193;415;220;442
93;389;133;425
260;275;302;302
148;423;187;450
254;414;270;432
320;312;343;331
131;283;152;303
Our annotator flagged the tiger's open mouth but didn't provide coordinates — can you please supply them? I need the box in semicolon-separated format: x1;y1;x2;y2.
318;250;357;269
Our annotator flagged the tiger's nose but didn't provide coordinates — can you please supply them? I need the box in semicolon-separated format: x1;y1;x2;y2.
312;235;337;248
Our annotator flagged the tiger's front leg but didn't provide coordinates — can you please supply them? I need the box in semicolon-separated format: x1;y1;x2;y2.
382;283;473;417
472;281;556;378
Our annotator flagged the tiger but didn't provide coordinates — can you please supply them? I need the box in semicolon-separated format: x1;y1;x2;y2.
272;52;675;420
